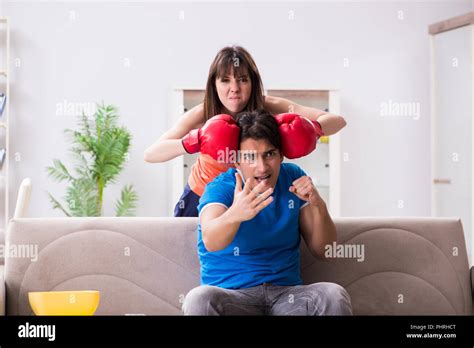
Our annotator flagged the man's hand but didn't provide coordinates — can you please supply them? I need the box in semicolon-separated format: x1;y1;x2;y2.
228;172;274;223
289;176;324;207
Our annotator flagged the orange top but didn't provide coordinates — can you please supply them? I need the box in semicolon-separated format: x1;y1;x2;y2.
188;154;235;196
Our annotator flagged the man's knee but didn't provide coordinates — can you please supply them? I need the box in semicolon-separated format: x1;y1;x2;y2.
182;285;224;315
315;282;353;315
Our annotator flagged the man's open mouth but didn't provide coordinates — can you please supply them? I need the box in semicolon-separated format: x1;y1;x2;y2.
255;174;271;183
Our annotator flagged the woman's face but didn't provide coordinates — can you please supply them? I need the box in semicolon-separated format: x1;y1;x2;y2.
215;68;252;116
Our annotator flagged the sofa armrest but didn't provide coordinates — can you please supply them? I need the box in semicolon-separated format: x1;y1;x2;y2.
0;265;4;315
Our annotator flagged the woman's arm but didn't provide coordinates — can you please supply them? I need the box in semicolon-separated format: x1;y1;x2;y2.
264;95;347;136
144;103;205;163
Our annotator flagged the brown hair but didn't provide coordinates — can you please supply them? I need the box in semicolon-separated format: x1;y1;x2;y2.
203;46;265;121
235;109;282;153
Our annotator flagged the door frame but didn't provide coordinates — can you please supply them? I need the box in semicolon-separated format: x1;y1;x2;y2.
430;23;474;265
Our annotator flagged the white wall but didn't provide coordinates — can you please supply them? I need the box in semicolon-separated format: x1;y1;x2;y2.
2;0;472;218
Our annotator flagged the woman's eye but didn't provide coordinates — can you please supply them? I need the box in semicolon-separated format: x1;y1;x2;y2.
266;152;275;158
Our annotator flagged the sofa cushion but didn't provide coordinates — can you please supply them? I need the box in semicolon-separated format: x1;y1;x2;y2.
300;217;472;315
6;217;200;315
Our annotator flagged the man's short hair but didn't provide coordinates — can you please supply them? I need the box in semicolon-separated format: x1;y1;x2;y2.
235;109;282;153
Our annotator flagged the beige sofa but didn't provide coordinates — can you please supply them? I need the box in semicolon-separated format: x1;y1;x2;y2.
1;216;473;315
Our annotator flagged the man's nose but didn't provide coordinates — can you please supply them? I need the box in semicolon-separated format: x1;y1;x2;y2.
255;156;268;171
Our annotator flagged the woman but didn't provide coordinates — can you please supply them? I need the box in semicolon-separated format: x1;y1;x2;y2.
144;45;346;217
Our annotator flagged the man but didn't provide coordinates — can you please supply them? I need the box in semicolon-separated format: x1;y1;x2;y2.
183;110;352;315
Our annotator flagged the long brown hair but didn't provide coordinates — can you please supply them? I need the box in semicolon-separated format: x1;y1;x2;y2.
203;46;265;121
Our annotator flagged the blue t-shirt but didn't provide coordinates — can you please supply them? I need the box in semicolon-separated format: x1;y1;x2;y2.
197;162;309;289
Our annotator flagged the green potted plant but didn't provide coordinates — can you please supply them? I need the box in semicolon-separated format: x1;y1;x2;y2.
47;103;138;216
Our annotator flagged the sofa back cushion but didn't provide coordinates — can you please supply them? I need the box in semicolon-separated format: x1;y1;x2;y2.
300;217;472;314
6;217;200;315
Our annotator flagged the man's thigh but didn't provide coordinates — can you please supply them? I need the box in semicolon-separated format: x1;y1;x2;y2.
269;282;352;316
183;285;266;315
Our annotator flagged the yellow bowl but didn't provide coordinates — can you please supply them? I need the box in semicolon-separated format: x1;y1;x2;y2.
28;290;100;316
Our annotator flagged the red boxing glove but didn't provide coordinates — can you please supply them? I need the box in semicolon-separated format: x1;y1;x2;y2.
275;113;325;159
182;114;240;162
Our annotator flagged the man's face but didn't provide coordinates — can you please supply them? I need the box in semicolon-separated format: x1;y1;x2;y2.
235;138;283;192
